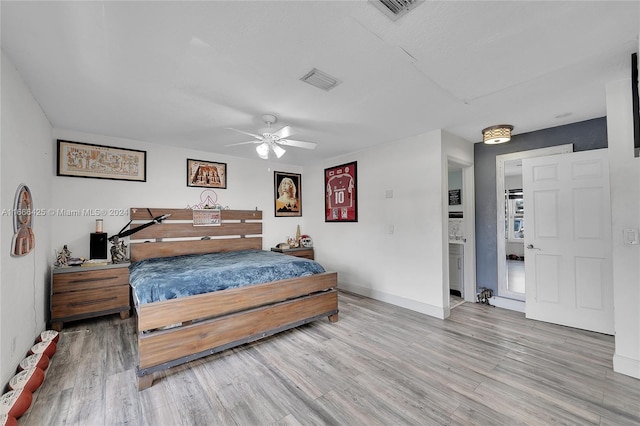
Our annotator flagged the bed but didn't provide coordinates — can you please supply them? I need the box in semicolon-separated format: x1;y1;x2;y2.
127;208;338;390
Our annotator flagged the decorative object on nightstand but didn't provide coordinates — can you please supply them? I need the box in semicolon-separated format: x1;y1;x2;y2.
109;236;127;264
54;245;71;267
54;245;84;267
50;262;131;331
295;224;301;246
90;232;108;260
299;235;313;247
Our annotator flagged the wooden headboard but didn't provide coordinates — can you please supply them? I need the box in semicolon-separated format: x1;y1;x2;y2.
128;208;262;262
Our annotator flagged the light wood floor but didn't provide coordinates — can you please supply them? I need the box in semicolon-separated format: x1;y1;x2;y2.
20;291;640;425
507;259;525;294
450;294;465;309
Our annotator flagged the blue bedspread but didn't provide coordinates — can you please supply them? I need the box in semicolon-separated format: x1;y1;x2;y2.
129;249;326;305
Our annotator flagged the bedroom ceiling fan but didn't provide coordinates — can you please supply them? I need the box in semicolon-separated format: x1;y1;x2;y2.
225;114;317;159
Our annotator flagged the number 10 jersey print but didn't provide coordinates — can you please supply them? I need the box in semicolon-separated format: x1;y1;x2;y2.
325;161;357;222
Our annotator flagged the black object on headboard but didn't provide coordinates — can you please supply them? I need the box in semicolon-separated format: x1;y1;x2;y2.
631;53;640;156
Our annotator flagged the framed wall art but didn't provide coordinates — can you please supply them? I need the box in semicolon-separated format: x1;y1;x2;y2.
449;189;461;205
187;159;227;189
57;140;146;182
324;161;357;222
274;171;301;217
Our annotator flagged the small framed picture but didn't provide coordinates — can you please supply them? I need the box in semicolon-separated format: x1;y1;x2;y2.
187;159;227;189
324;161;357;222
449;189;461;205
274;171;302;217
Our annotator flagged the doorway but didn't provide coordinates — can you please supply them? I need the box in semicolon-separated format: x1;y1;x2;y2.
447;157;475;311
504;164;525;295
495;145;573;304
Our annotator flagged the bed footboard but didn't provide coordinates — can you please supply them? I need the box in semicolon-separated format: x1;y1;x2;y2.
136;272;338;390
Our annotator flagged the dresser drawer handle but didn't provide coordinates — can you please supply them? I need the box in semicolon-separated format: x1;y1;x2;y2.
69;296;117;307
68;276;120;284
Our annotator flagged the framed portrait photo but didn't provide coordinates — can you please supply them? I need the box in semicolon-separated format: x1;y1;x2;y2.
274;171;302;217
187;159;227;189
324;161;357;222
57;139;146;182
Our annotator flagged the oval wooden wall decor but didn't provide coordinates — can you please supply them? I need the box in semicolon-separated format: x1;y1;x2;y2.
11;184;35;256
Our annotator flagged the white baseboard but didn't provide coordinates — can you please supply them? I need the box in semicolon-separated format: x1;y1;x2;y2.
339;283;447;319
613;353;640;379
490;296;526;313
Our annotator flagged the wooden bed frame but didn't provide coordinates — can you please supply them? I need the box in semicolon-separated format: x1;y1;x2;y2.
128;208;338;390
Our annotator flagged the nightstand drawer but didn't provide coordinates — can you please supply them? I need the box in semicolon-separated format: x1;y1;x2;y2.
53;267;129;293
52;285;129;319
271;247;314;260
291;249;314;260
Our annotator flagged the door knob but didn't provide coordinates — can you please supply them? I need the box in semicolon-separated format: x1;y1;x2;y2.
526;244;541;250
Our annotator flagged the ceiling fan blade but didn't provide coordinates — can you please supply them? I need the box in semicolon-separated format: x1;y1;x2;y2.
278;139;317;150
273;125;293;139
225;140;261;147
225;127;264;140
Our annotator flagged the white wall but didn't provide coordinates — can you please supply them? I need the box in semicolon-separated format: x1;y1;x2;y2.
303;130;472;319
51;129;305;259
1;52;53;385
606;77;640;379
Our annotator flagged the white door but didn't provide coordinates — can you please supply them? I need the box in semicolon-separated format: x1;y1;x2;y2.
523;149;613;334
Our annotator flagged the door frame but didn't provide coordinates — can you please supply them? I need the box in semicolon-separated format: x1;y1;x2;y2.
495;144;573;302
446;156;476;309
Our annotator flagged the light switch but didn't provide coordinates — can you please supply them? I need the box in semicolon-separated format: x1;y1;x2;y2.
385;189;394;199
623;228;639;245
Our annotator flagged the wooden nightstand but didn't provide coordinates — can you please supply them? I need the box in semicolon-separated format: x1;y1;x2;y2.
271;247;315;260
50;263;131;331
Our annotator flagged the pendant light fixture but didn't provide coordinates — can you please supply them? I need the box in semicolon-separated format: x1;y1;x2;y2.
482;125;514;144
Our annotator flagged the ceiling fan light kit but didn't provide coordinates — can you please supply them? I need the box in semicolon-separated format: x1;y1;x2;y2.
225;114;317;160
256;142;270;159
271;144;286;158
482;124;514;144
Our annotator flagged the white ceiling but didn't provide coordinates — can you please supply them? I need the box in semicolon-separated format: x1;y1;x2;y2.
2;1;638;165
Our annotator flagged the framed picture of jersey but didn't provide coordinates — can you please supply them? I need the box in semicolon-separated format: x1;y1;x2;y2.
324;161;357;222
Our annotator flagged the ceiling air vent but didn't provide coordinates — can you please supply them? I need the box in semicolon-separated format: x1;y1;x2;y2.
370;0;424;21
300;68;341;91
